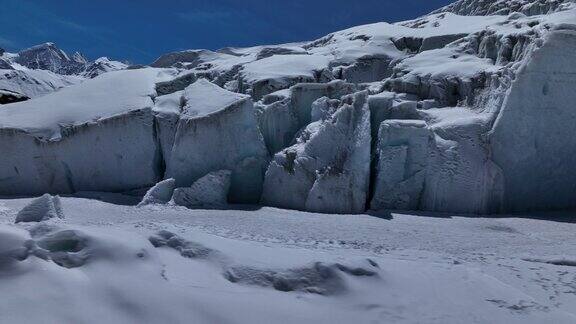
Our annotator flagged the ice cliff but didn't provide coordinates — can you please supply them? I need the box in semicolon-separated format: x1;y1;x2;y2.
0;0;575;214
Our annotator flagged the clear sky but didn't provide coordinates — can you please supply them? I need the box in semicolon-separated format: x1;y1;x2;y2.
0;0;453;64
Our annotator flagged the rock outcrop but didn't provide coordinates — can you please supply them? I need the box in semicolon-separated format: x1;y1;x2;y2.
15;42;88;75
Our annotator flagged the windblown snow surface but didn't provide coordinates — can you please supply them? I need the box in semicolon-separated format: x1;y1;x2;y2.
1;197;576;323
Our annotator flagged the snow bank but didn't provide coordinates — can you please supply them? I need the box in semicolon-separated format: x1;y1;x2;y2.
0;226;29;269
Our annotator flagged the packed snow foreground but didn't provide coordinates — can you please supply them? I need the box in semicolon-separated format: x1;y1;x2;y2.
1;0;576;322
2;195;576;323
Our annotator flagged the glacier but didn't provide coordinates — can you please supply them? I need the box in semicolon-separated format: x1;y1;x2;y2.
0;0;574;215
2;1;576;323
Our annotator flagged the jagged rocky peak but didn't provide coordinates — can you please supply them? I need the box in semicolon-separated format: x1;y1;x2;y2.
15;42;88;75
433;0;574;16
71;51;88;65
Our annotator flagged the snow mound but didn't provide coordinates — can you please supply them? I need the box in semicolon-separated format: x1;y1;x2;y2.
224;259;379;295
15;194;64;223
138;178;176;206
172;170;232;209
0;227;29;269
34;229;90;268
149;230;217;259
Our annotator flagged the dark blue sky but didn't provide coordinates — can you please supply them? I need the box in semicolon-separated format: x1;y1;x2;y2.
0;0;453;64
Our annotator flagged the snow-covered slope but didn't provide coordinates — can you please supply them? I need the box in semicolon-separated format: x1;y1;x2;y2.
0;68;82;100
1;0;575;214
81;57;128;79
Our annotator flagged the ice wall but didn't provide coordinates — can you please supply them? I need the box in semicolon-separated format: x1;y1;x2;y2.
490;29;576;211
165;80;268;204
0;108;160;195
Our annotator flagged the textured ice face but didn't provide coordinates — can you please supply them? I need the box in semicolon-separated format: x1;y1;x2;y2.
138;179;176;207
166;80;268;204
262;91;371;214
172;170;232;209
490;29;576;211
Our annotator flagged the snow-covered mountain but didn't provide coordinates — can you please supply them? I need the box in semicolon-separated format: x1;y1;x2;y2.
0;43;127;103
81;57;128;79
14;42;88;75
0;0;575;215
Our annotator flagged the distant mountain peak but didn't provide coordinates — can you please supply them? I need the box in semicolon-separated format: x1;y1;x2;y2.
15;42;84;75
